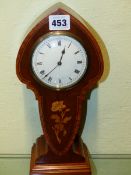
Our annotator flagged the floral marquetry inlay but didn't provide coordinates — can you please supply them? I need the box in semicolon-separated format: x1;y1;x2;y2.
50;101;72;144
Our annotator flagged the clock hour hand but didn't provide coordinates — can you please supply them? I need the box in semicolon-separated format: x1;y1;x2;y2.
58;47;66;65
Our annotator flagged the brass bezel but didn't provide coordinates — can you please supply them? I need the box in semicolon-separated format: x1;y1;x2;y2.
31;31;88;91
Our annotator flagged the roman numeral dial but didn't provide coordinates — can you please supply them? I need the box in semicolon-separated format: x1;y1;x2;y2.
32;35;88;89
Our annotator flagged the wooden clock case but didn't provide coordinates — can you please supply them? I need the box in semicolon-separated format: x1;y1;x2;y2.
16;3;104;175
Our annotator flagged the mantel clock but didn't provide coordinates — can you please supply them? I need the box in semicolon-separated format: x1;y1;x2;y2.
16;3;104;175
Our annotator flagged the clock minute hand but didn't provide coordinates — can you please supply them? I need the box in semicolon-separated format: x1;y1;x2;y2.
43;64;58;78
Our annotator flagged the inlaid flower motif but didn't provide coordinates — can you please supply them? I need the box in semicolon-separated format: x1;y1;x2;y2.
50;101;71;144
51;101;66;112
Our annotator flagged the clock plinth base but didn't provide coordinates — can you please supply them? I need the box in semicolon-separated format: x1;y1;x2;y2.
30;135;91;175
30;163;91;175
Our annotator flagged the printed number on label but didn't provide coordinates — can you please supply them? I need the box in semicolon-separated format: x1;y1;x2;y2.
52;19;67;27
49;15;70;30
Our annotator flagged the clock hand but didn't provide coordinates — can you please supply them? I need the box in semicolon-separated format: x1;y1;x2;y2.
62;46;65;55
58;47;66;65
43;47;66;78
43;64;58;78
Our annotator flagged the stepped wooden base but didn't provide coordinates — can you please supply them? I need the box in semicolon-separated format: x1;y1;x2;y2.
30;135;91;175
30;163;90;175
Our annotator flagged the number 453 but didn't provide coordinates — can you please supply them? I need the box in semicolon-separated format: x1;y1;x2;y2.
52;19;67;26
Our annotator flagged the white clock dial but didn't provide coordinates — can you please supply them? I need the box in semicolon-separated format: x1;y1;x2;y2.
31;34;88;89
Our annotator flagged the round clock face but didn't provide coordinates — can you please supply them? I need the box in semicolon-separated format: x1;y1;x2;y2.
31;34;88;89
